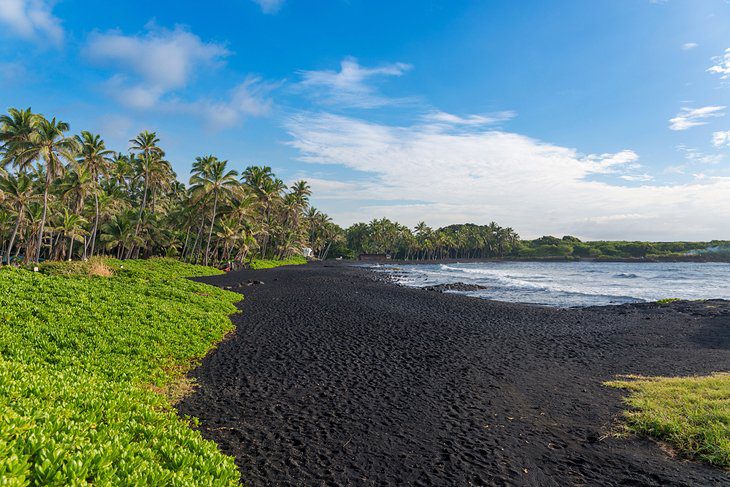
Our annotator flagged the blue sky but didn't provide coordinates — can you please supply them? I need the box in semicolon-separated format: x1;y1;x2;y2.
2;0;730;239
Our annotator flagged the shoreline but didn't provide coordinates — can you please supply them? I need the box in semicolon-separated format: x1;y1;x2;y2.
354;255;730;265
179;262;729;485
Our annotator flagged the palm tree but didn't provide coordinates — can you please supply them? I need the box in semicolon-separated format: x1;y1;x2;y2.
0;107;38;174
76;131;113;256
0;173;38;263
57;209;88;260
13;116;79;262
190;156;238;266
100;210;142;259
242;166;285;257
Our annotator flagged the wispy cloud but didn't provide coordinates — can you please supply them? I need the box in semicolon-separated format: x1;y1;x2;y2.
85;24;230;108
677;144;724;165
0;0;64;45
84;24;274;128
669;106;725;131
712;130;730;148
681;42;698;51
298;57;413;108
284;112;730;239
708;48;730;79
620;173;654;182
251;0;284;14
166;75;277;128
421;110;516;126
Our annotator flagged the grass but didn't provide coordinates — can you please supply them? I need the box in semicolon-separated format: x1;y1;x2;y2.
656;298;681;304
606;373;730;469
0;257;244;485
249;255;307;269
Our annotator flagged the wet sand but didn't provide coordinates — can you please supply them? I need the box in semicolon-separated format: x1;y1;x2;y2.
177;262;729;486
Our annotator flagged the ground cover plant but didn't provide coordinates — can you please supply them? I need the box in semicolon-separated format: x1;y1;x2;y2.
0;258;244;485
249;255;307;269
607;373;730;469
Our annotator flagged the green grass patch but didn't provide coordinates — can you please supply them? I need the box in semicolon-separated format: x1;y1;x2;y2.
606;373;730;469
0;258;241;485
249;255;307;269
656;298;681;304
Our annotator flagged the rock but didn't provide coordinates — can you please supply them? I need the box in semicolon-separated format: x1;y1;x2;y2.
422;282;488;292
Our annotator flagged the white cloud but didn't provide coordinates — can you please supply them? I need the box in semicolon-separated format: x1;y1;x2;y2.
682;42;698;51
0;0;63;45
86;25;230;107
712;131;730;148
285;112;730;240
422;110;516;126
298;57;413;108
708;48;730;79
669;106;725;130
252;0;284;14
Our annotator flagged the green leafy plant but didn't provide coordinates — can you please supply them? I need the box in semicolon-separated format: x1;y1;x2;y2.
0;258;242;485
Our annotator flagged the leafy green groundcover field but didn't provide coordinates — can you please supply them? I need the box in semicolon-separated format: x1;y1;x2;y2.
0;258;247;485
249;255;307;269
607;373;730;469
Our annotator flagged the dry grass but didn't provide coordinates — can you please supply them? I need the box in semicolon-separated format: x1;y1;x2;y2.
88;257;113;277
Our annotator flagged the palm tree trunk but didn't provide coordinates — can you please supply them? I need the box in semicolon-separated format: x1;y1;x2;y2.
69;232;75;261
5;213;22;265
127;178;148;259
35;174;51;263
204;192;218;266
90;192;99;257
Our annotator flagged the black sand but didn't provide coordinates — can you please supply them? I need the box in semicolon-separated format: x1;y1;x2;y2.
177;263;730;486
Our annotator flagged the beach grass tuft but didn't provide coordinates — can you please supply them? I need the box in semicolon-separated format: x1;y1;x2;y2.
606;373;730;469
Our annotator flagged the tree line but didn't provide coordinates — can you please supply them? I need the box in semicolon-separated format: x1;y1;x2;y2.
0;107;341;265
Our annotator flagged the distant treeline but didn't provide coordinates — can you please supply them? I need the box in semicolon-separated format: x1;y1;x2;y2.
333;218;730;261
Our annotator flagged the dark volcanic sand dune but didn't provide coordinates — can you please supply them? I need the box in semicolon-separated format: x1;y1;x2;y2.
177;263;730;486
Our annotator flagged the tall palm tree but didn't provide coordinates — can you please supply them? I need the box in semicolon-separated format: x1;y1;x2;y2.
76;131;113;256
242;166;284;257
14;116;79;262
0;173;39;263
190;156;238;266
0;107;38;174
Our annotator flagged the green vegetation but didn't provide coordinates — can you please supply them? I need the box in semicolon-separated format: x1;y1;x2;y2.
0;108;339;267
341;219;729;261
250;255;308;269
0;258;243;485
656;298;681;304
606;373;730;469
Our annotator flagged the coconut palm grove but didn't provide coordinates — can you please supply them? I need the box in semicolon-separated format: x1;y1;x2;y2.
2;107;728;266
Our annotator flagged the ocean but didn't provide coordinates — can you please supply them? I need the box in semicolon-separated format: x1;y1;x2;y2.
373;261;730;307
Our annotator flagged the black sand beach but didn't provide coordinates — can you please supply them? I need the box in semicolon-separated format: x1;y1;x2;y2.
177;263;730;486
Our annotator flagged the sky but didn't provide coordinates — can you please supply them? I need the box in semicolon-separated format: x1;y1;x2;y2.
2;0;730;240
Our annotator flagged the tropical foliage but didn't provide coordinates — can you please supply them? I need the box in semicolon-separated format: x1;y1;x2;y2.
0;258;243;484
0;108;339;265
341;220;729;261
